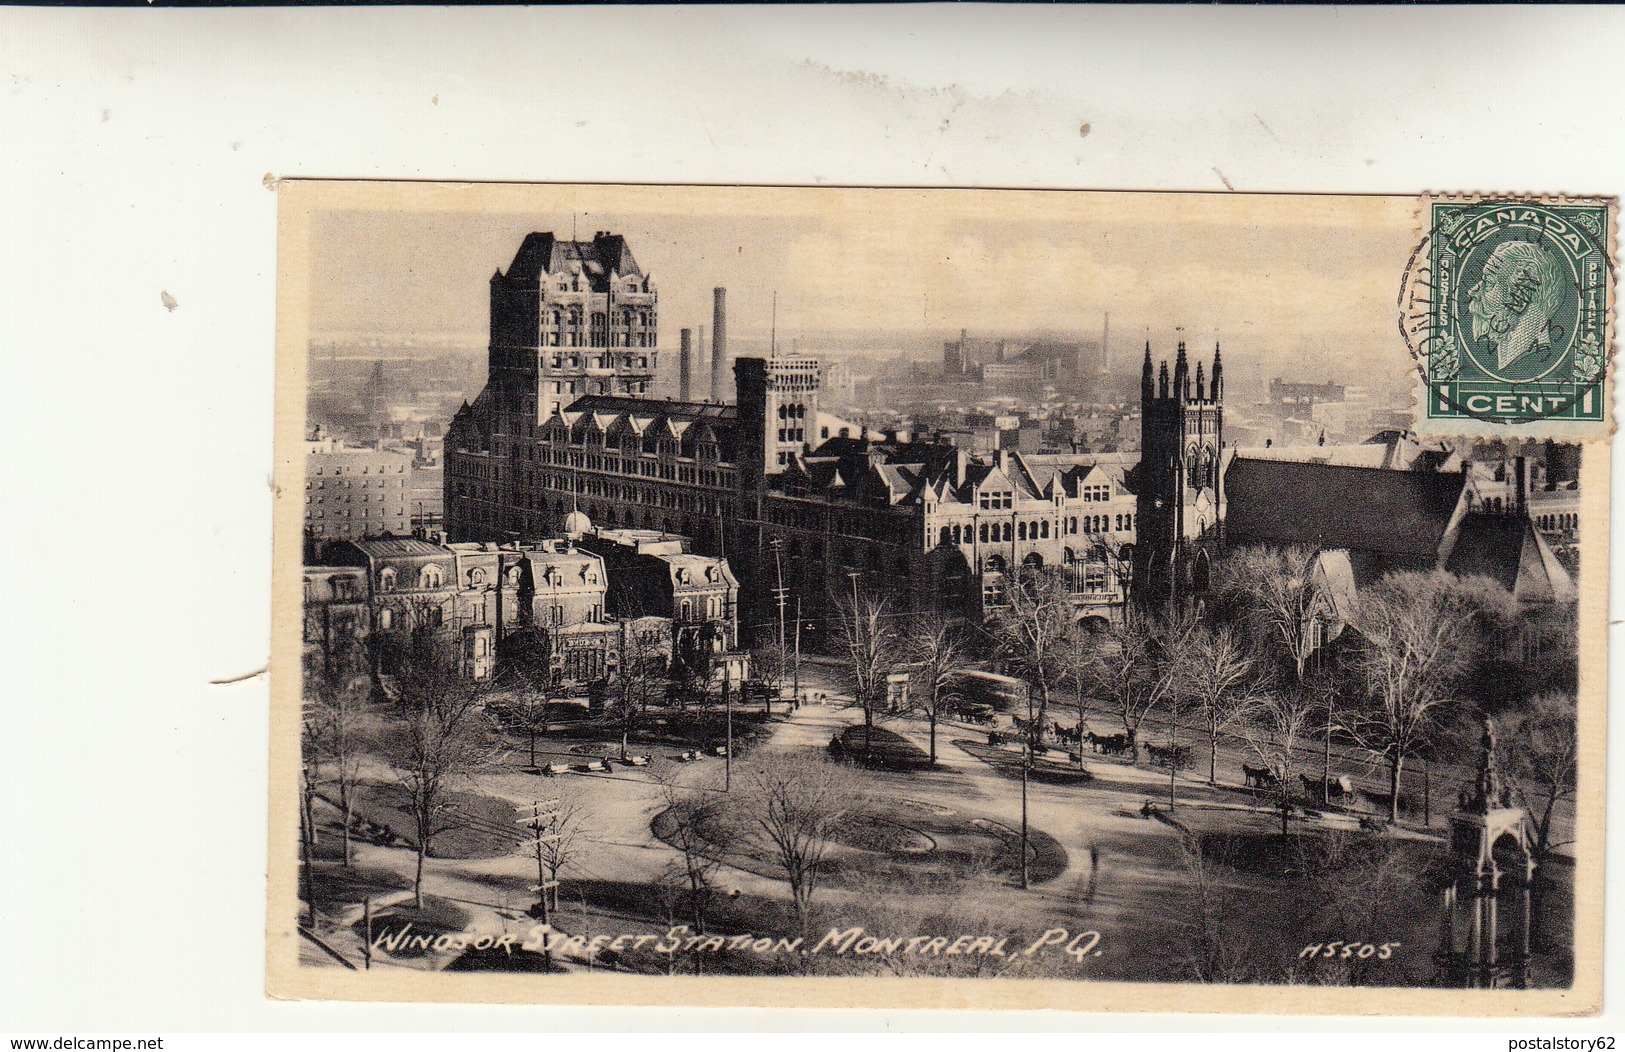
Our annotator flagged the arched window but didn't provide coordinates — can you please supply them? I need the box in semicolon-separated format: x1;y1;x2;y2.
1039;521;1050;539
939;526;951;546
952;524;962;544
1017;522;1028;541
985;554;1006;573
378;568;396;592
468;567;486;587
979;523;990;543
378;607;392;630
419;565;443;589
1002;522;1014;542
680;599;692;621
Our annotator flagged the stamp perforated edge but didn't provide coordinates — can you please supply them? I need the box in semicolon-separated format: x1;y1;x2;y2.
1403;192;1618;443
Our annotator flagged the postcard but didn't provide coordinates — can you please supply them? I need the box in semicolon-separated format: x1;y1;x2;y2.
268;181;1609;1014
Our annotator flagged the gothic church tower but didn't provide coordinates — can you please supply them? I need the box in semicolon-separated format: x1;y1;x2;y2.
1133;340;1224;609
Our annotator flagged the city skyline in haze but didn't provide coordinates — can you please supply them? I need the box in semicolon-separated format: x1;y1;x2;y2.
305;186;1418;391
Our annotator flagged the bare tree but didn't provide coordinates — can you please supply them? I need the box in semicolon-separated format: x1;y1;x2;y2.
831;584;901;758
1172;621;1265;786
1347;571;1517;821
1241;688;1318;837
303;645;371;867
901;620;977;765
736;755;848;935
1078;608;1177;762
535;787;591;908
653;771;723;933
986;568;1080;739
1176;832;1258;982
1497;691;1578;865
749;642;792;718
986;569;1085;885
377;663;497;908
1212;544;1321;684
605;623;668;759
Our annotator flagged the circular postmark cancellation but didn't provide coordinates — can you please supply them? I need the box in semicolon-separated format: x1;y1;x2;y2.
1399;195;1613;428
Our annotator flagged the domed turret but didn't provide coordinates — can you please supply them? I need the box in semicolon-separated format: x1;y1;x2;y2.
563;509;593;539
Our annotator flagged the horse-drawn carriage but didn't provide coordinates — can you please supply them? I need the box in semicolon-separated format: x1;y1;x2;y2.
1145;741;1193;770
1085;731;1131;756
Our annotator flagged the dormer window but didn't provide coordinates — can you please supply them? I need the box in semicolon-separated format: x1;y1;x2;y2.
378;568;396;592
419;565;444;590
468;567;486;587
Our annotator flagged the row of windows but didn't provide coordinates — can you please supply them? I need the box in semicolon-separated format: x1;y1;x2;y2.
776;403;808;420
308;494;400;504
307;478;406;489
935;513;1133;547
1537;513;1578;531
310;463;408;476
677;597;729;622
547;352;652;370
309;509;406;519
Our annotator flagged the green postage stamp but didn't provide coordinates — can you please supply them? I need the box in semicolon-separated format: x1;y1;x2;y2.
1403;194;1615;438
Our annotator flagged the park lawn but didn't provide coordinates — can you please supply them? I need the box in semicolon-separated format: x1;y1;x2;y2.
349;780;522;859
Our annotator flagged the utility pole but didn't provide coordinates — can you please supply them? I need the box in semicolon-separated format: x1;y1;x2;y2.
769;537;789;720
724;663;733;792
515;799;561;969
770;537;788;654
792;597;802;711
1020;680;1032;890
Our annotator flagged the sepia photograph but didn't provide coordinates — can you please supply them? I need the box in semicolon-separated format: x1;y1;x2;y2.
270;181;1605;1012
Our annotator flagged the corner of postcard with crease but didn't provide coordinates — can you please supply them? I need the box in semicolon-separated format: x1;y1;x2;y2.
267;180;1612;1016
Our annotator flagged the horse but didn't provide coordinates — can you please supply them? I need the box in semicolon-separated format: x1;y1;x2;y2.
1086;731;1129;756
1242;763;1279;790
1299;773;1355;803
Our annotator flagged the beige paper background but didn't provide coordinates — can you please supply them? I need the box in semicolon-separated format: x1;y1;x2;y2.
268;179;1610;1016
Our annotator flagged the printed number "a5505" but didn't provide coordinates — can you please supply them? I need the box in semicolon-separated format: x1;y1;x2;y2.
1299;941;1401;960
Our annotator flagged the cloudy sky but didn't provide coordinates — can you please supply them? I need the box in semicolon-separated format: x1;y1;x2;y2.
303;183;1417;386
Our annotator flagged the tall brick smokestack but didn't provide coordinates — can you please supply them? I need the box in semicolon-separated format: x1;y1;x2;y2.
711;287;728;402
679;328;693;402
696;325;706;398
